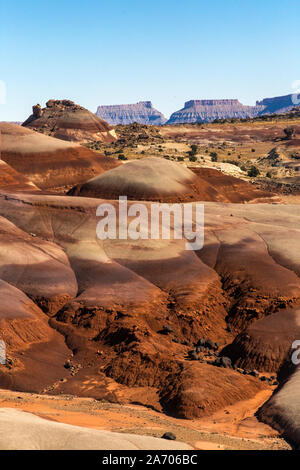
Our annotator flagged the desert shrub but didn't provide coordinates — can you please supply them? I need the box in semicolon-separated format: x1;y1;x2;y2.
177;156;184;161
189;155;198;162
210;152;218;162
118;154;128;160
247;165;260;177
283;127;295;140
224;159;239;166
266;171;272;178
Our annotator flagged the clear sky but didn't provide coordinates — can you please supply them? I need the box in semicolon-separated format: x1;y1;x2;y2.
0;0;300;121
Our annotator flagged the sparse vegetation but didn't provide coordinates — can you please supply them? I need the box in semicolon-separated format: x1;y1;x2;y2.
224;159;240;167
210;152;218;162
283;126;295;140
109;114;299;187
248;165;260;177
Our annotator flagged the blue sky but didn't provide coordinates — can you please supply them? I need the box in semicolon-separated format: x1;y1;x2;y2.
0;0;299;121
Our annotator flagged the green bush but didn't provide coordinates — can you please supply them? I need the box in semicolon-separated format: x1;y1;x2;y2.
247;165;260;177
210;152;218;162
224;159;239;166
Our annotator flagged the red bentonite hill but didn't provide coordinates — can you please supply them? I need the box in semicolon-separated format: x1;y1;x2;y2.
0;122;118;190
22;99;116;143
68;157;277;203
0;186;299;431
0;136;300;447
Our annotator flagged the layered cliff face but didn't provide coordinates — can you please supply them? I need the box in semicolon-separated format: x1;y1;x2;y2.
96;101;167;125
22;99;116;143
167;94;300;124
167;99;264;124
256;93;300;115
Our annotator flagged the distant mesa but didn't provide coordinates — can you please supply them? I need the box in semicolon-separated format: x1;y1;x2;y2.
167;99;263;124
0;122;118;190
167;94;300;124
22;99;116;143
68;156;275;203
256;93;300;115
96;101;167;125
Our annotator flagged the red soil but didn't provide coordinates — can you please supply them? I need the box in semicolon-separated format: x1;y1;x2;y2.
0;123;119;190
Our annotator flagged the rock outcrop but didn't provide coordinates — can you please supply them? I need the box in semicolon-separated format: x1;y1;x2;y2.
22;99;116;143
96;101;167;125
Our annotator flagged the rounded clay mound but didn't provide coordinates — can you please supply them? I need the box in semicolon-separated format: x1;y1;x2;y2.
225;308;300;372
68;156;276;203
0;122;119;190
22;99;116;143
68;157;198;201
